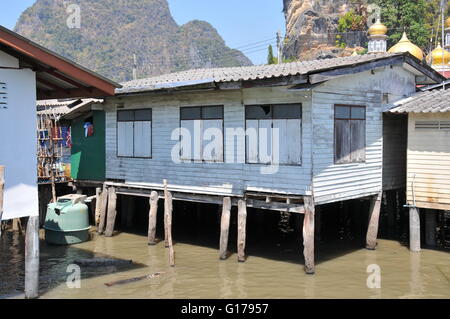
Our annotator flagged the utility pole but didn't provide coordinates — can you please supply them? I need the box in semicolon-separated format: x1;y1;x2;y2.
276;31;282;64
132;54;137;81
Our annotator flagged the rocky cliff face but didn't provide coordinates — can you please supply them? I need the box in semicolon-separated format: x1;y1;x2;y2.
283;0;365;60
14;0;252;82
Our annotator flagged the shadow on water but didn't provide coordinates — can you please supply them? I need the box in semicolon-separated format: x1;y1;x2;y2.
122;198;374;268
0;230;146;298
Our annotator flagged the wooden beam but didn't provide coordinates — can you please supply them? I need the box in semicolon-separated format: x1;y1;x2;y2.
44;69;86;89
37;78;62;91
37;87;107;100
366;192;382;250
0;27;118;95
105;187;117;237
25;216;40;299
94;187;101;227
237;199;247;262
409;207;421;252
219;197;231;260
246;199;304;214
303;196;315;275
164;181;175;267
97;185;108;235
0;166;4;238
148;191;159;245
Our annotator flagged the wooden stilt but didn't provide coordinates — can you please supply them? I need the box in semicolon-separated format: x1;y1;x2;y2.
13;218;22;232
97;185;108;235
425;211;436;247
164;180;175;267
409;207;421;252
25;215;40;299
366;193;382;250
104;187;117;237
148;191;159;245
237;199;247;262
219;197;231;260
303;196;315;275
94;187;101;227
164;180;170;248
0;166;4;238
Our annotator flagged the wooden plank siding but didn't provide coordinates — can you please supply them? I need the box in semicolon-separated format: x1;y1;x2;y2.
406;112;450;210
103;66;417;204
104;87;313;196
311;67;416;204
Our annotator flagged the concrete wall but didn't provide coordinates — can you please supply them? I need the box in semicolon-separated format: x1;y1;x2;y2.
0;51;38;220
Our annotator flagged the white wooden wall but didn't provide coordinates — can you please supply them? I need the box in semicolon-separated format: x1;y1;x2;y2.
311;67;416;204
104;66;417;203
104;87;313;196
0;50;39;220
406;112;450;211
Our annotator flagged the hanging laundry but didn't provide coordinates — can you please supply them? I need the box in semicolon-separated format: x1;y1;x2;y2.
84;122;94;137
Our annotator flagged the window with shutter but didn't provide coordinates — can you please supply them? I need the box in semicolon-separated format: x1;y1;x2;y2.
117;109;152;158
245;104;302;165
180;106;224;162
334;105;366;164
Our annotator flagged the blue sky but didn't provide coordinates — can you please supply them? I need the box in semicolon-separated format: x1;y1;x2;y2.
0;0;285;65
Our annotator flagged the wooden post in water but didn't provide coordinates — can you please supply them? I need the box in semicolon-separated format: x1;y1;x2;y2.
94;187;102;226
425;212;436;247
104;187;117;237
97;185;108;235
219;197;231;260
164;180;175;266
303;196;315;274
366;193;382;250
237;199;247;262
0;166;4;238
163;180;169;248
409;207;421;252
25;215;40;299
148;191;159;245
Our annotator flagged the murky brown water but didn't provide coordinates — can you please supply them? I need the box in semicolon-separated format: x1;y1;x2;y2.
1;227;449;299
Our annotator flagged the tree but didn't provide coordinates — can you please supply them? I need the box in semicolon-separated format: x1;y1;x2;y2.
267;45;278;64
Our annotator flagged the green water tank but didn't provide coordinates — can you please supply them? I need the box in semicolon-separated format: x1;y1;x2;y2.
44;194;90;245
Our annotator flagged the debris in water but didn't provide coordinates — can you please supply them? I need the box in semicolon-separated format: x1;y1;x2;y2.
74;258;133;267
105;272;165;287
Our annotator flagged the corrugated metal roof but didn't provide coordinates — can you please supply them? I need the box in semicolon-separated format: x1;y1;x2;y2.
37;98;103;117
116;53;407;94
388;89;450;113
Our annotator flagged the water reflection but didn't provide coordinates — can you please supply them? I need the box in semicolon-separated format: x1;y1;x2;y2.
1;229;449;299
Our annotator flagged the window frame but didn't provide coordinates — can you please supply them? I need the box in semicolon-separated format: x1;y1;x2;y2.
244;103;303;166
179;105;225;163
334;104;366;165
116;108;153;159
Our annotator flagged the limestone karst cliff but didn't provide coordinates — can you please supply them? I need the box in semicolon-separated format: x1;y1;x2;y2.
282;0;366;60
